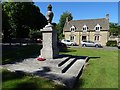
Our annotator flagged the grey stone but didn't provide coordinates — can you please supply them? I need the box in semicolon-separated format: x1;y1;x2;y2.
46;4;54;25
40;24;59;59
2;56;88;88
40;4;59;59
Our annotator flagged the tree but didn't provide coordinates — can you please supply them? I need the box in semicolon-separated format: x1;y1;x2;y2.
57;11;73;40
109;22;120;36
2;8;11;39
2;2;47;38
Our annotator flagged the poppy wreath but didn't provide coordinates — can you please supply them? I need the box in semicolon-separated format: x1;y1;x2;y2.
37;57;46;61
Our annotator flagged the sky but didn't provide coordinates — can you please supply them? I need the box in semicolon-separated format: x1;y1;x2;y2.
1;0;120;2
34;2;118;24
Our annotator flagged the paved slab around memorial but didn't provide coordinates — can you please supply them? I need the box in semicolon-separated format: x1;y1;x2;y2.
2;55;88;88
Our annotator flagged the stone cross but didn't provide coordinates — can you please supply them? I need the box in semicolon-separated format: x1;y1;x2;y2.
40;4;59;59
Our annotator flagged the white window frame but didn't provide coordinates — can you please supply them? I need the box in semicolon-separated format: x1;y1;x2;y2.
95;24;101;31
82;25;88;31
94;35;100;41
70;35;75;41
70;26;75;32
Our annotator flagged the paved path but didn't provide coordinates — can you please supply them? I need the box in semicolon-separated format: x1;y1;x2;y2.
69;46;118;50
2;54;88;88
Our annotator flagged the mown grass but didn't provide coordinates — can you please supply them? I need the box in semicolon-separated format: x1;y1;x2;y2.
61;47;118;88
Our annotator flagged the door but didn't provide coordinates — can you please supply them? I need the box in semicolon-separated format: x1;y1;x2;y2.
82;36;86;41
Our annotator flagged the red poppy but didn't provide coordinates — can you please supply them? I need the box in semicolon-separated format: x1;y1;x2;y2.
37;58;46;61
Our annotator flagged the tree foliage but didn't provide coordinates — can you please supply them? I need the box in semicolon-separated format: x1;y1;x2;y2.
109;22;120;36
2;7;11;39
56;11;73;40
2;2;47;39
59;11;73;29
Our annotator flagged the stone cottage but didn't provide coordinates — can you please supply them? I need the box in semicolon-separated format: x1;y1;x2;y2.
63;14;110;46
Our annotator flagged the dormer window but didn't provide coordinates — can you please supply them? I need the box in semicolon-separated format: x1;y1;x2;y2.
96;27;99;30
71;28;75;31
95;24;101;31
70;26;76;32
83;25;88;31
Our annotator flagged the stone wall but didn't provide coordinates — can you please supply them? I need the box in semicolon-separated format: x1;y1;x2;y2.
64;30;109;46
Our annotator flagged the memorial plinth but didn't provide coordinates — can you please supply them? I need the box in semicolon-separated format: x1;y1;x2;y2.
40;24;59;59
40;4;59;59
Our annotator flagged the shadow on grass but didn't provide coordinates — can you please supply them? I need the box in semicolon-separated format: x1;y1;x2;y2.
2;54;39;65
12;82;68;90
2;70;25;82
86;56;100;62
2;70;39;90
72;78;85;89
57;54;88;59
2;45;42;65
60;49;76;53
12;82;38;90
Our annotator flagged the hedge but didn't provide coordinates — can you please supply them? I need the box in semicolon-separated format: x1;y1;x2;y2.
106;40;117;47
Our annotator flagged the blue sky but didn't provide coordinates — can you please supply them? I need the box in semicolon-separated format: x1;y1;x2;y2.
34;2;118;23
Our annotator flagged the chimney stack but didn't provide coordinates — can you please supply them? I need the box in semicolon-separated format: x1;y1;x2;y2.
106;14;109;20
66;17;69;23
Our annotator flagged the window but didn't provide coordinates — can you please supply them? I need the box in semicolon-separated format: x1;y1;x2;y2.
97;36;99;40
83;27;86;30
94;36;100;41
82;36;86;41
95;24;101;31
95;36;97;41
83;25;88;31
89;41;94;43
66;40;70;42
70;36;75;41
96;27;99;30
70;26;76;32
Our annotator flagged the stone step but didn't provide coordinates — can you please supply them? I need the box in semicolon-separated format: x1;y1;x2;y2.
59;58;75;69
65;59;86;77
61;58;77;73
59;56;87;73
49;57;87;74
58;56;72;67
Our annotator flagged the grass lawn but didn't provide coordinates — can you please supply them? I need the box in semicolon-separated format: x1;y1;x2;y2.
2;45;118;89
61;47;118;88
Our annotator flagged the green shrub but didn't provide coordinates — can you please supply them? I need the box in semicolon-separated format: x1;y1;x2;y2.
106;40;117;47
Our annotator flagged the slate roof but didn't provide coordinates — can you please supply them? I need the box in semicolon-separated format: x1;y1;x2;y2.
63;18;109;31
